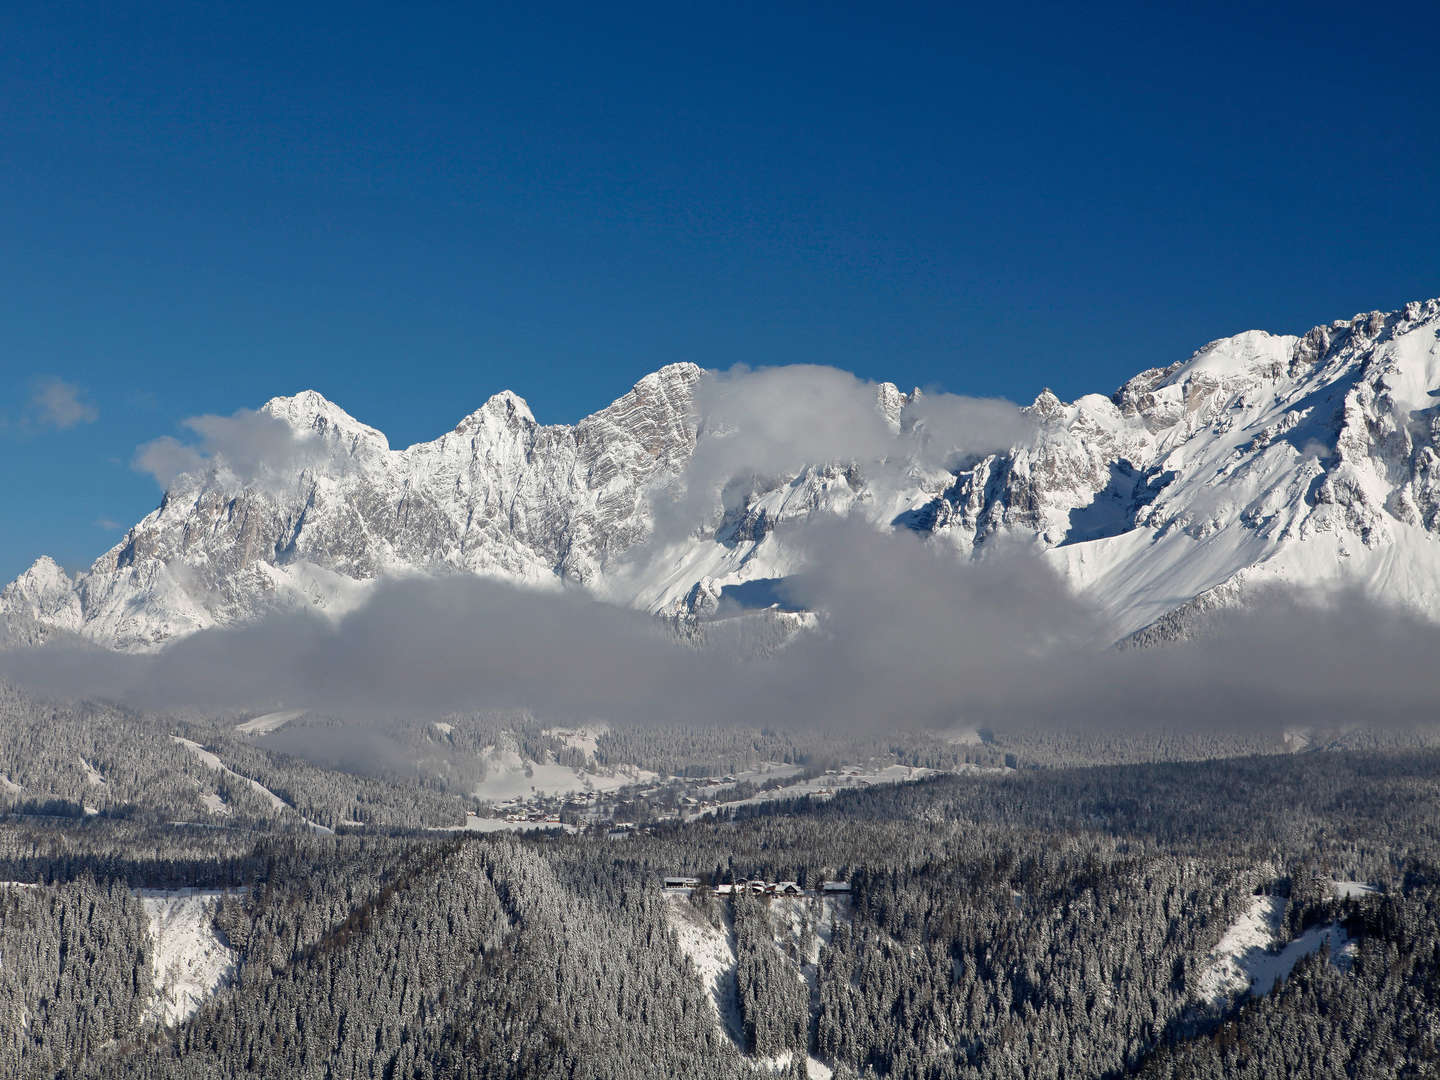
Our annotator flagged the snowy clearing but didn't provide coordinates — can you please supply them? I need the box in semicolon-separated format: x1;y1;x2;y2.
199;790;229;815
689;763;947;820
1196;892;1356;1006
79;758;107;787
935;726;984;746
664;890;850;1074
665;893;745;1050
1331;879;1379;899
1246;922;1353;997
1196;894;1285;1005
235;709;306;735
137;889;237;1026
0;773;21;795
470;744;654;802
542;724;608;760
172;736;332;833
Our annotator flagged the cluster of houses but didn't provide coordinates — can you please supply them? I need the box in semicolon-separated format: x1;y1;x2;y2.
502;809;563;825
660;875;851;897
490;787;613;825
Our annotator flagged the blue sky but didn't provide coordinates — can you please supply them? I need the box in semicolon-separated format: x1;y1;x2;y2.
2;0;1437;582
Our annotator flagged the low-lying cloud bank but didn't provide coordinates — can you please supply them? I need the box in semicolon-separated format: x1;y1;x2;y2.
3;519;1438;743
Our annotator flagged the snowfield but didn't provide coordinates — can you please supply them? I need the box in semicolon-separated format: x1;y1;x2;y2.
1196;892;1357;1007
1247;923;1355;998
235;709;305;735
1331;879;1379;900
78;758;107;787
542;724;608;760
469;743;654;803
138;889;237;1026
1196;893;1286;1005
198;789;229;815
664;893;744;1050
664;890;850;1075
688;762;975;821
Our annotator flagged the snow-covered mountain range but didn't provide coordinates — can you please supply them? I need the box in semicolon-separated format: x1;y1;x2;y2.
5;297;1440;652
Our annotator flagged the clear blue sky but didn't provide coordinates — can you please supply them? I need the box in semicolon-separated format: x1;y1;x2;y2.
2;0;1437;582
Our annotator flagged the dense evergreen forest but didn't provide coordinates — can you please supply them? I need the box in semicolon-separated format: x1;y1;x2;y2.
1;681;1438;1077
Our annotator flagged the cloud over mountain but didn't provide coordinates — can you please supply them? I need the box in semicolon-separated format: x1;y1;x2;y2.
1;298;1439;682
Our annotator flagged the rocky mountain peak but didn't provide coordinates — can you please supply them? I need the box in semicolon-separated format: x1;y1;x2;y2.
6;299;1440;652
0;556;82;642
454;390;537;435
260;390;390;452
1027;388;1065;421
875;381;912;432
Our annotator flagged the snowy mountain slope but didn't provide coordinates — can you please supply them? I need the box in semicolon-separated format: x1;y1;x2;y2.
4;298;1440;650
2;364;702;650
629;297;1440;636
137;889;237;1026
1039;298;1440;635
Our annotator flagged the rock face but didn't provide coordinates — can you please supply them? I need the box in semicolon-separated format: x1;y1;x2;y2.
2;364;703;650
5;299;1440;651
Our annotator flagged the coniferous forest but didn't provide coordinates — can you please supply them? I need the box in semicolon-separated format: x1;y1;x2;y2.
2;681;1439;1078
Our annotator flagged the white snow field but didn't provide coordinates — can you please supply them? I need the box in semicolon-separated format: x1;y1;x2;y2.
664;893;744;1050
664;890;850;1075
78;758;107;787
469;743;655;803
138;889;237;1026
1196;892;1358;1007
542;724;607;760
197;789;229;815
1246;923;1355;998
235;709;306;735
1195;894;1286;1005
1331;879;1379;900
687;762;976;821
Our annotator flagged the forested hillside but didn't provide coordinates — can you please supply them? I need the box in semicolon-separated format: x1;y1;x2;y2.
2;720;1439;1078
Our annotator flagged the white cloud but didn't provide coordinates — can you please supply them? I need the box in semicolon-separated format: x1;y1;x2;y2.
652;363;1033;544
133;409;349;492
29;377;98;429
10;529;1436;745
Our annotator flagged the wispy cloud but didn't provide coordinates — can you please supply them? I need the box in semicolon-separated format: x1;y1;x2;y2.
644;363;1033;550
133;409;354;492
28;377;98;430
